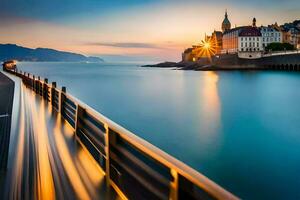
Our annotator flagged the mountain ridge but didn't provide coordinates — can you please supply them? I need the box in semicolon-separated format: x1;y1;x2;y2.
0;44;104;62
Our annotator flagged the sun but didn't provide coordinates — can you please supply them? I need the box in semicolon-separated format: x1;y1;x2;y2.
192;35;218;62
204;42;211;49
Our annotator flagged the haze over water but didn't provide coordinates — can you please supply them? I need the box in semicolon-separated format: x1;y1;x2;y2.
18;62;300;199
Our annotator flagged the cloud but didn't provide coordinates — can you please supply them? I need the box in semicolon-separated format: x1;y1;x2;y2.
85;42;162;49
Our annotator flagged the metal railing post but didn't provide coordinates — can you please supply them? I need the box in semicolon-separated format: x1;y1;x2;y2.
60;86;66;114
75;104;85;136
106;131;127;200
169;169;179;200
44;78;48;100
32;75;35;89
51;82;56;107
35;77;39;94
38;76;41;95
105;124;110;186
27;73;31;88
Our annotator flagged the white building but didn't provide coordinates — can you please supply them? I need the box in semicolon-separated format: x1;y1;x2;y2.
238;18;263;59
260;26;282;49
238;28;263;51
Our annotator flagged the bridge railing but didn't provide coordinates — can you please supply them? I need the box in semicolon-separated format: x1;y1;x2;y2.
5;68;239;200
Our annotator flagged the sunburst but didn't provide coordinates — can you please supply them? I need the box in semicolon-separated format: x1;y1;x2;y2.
193;34;218;62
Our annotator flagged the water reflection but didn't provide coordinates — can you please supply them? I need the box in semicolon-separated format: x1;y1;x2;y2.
198;72;222;147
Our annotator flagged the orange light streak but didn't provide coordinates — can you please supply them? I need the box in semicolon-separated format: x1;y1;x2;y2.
53;115;91;200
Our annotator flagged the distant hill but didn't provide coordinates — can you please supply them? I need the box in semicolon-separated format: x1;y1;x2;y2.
0;44;104;62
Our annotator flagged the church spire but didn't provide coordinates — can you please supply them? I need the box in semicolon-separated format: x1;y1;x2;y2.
252;17;257;27
222;9;231;32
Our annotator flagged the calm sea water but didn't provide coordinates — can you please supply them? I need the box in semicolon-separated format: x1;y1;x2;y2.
17;62;300;199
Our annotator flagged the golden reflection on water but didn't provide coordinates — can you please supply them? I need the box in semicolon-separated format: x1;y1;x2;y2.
201;71;221;136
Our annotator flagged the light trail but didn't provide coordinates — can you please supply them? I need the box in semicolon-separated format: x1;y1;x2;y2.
10;83;26;200
1;78;118;200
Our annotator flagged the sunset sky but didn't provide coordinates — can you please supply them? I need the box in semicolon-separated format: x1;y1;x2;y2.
1;0;299;62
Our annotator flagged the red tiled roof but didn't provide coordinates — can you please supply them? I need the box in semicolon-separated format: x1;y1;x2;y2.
223;26;248;34
239;27;262;37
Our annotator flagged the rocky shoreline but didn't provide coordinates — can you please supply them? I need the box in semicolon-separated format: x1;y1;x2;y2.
142;53;300;71
142;61;262;71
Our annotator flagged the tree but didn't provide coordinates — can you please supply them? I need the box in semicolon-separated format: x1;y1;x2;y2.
265;42;295;52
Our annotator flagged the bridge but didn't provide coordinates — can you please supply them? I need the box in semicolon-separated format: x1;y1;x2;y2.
0;68;238;200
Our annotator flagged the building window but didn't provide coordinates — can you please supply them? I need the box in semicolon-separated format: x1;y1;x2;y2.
257;43;259;47
241;37;243;41
241;48;244;51
257;37;259;41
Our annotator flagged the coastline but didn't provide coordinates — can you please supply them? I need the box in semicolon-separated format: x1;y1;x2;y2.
142;53;300;71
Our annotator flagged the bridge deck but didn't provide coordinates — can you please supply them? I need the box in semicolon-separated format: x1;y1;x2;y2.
0;73;119;200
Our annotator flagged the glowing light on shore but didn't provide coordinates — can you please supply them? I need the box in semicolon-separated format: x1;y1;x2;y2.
203;42;211;49
193;35;218;62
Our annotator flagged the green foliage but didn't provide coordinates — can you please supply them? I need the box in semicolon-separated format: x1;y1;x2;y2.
265;43;295;51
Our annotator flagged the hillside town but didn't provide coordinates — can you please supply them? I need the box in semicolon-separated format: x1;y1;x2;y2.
182;11;300;61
